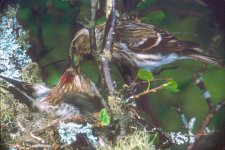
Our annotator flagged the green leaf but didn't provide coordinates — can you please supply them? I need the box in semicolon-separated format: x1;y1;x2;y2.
163;79;180;92
142;11;165;24
99;108;110;126
54;0;68;10
72;55;80;66
137;0;156;11
96;16;106;25
137;69;154;81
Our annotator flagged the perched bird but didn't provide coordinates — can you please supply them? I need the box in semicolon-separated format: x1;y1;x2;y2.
0;65;106;118
1;65;108;148
70;20;225;70
41;66;106;117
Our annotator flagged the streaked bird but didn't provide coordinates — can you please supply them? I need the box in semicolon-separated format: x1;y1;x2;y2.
0;66;106;118
42;66;105;117
70;20;225;70
0;66;108;149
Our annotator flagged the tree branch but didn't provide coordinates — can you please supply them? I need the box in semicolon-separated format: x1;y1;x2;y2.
129;84;165;100
89;0;98;56
186;28;224;149
187;71;225;150
194;73;213;109
100;0;117;96
187;100;225;150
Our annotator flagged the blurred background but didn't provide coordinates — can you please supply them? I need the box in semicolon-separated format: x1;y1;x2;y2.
0;0;225;149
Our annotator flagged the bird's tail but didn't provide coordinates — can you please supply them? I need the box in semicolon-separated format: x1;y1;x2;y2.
185;48;225;68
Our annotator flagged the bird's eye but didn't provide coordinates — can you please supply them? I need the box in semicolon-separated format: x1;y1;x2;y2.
70;43;78;55
72;42;78;51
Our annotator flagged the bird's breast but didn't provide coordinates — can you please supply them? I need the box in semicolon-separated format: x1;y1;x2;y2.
112;45;186;70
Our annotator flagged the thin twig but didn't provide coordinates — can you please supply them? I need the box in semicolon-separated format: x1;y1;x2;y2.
187;100;225;150
125;78;172;90
41;58;68;69
30;132;45;143
194;73;213;109
16;118;26;132
31;115;86;134
30;144;51;148
89;0;98;56
188;68;225;150
129;85;165;99
88;0;116;96
172;106;195;145
100;0;117;95
187;30;224;150
88;0;110;109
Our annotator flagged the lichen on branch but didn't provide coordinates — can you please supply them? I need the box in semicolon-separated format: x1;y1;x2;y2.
0;5;31;79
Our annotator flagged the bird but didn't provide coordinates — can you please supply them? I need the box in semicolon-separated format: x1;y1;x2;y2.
1;65;108;149
69;19;225;70
41;66;106;117
0;65;106;118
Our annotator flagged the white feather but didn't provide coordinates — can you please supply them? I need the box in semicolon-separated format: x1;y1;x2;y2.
113;43;187;70
148;33;162;49
135;53;182;70
136;53;161;60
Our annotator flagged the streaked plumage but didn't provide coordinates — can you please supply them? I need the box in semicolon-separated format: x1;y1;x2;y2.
42;66;105;117
0;66;105;118
70;21;225;70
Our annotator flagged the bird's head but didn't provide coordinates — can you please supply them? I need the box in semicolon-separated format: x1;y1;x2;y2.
69;28;91;56
69;28;91;66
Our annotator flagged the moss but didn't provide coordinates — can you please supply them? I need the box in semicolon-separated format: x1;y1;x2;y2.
106;129;156;150
21;62;43;83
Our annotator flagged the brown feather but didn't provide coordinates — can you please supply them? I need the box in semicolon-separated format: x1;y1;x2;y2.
184;48;225;68
70;21;224;69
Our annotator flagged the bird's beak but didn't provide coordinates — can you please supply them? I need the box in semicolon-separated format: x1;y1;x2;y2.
71;55;81;73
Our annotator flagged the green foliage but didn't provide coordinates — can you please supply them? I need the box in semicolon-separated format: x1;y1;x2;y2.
72;55;81;67
53;0;69;10
96;16;106;25
98;108;110;126
136;0;156;11
163;79;180;92
137;69;154;90
137;69;154;81
142;11;166;24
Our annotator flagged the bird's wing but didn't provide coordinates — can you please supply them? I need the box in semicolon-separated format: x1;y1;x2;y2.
116;22;198;53
62;92;103;115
